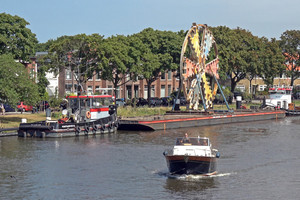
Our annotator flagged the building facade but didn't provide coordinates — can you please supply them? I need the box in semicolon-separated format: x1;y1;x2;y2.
63;67;180;99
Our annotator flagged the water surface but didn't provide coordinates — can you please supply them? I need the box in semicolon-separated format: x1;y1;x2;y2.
1;116;299;199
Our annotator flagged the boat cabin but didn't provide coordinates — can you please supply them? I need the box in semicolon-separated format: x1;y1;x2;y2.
172;137;213;157
175;137;210;146
64;95;114;122
266;86;292;109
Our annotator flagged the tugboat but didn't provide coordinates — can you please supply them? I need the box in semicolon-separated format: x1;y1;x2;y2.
163;134;220;175
18;94;118;138
265;85;293;109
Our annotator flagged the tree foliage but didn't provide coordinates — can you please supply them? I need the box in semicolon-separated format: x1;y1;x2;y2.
97;35;135;97
212;26;284;92
46;34;104;95
0;54;39;105
280;30;300;86
259;38;285;86
130;28;183;99
0;13;38;61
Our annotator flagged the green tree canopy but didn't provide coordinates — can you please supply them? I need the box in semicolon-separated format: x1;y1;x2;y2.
46;34;104;95
259;38;285;86
280;30;300;86
212;26;284;92
0;54;39;106
97;35;135;97
131;28;183;99
0;13;38;61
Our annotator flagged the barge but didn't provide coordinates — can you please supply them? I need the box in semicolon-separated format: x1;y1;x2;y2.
118;110;285;131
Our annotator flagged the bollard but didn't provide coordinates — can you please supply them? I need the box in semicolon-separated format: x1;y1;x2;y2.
236;96;242;109
174;99;180;111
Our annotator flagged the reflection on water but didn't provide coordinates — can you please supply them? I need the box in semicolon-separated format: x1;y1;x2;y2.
165;176;217;192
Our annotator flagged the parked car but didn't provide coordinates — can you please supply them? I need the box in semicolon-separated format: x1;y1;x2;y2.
294;92;300;99
136;98;148;107
161;97;172;106
17;102;33;112
149;97;163;107
179;97;187;105
116;98;126;107
213;94;225;104
4;104;16;112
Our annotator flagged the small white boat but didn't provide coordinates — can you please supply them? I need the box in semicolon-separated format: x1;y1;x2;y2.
163;136;220;175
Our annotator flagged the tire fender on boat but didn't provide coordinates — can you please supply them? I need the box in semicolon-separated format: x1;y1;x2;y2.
100;124;105;131
84;126;90;133
93;124;98;132
75;126;81;135
114;120;119;128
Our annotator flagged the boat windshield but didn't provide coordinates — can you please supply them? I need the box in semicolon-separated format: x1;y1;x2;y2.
175;137;209;146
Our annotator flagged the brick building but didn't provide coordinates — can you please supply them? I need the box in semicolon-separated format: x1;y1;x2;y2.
63;67;180;99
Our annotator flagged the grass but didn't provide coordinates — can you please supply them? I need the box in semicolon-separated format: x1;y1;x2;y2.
0;112;60;129
117;106;172;117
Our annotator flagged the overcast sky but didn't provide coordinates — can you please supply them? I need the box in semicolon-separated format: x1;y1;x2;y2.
1;0;299;43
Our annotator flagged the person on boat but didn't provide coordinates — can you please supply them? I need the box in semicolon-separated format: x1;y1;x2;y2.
181;133;190;143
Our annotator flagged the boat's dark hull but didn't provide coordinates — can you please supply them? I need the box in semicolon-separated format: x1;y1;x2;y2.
18;114;118;138
165;155;217;175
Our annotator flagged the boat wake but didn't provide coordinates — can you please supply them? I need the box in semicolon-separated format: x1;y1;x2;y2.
153;170;232;180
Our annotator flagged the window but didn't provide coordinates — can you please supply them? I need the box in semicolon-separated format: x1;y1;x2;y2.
88;86;93;94
161;85;165;97
95;72;101;80
66;70;72;80
161;72;166;80
168;84;172;96
108;85;113;95
151;85;155;97
259;85;267;91
168;71;172;80
236;85;245;92
126;74;130;81
65;84;72;93
144;85;148;99
95;86;100;94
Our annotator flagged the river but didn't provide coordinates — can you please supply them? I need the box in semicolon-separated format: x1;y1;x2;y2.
1;116;300;200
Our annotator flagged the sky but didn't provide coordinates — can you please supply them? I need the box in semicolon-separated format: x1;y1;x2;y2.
1;0;300;43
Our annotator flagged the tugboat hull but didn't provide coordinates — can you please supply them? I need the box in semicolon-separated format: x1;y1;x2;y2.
18;115;118;138
165;155;217;175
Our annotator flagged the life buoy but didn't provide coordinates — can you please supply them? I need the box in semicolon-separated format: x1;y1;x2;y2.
86;111;91;119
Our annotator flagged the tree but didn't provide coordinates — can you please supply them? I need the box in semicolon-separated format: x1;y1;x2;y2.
280;30;300;87
212;27;261;92
0;13;38;62
259;38;285;86
212;26;283;93
131;28;182;100
46;34;104;96
0;54;39;106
